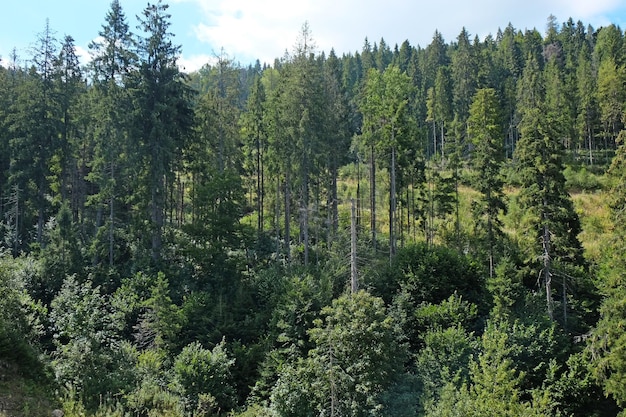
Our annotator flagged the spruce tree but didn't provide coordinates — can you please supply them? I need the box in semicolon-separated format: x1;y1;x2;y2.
592;125;626;407
133;0;193;262
467;88;505;277
514;53;583;321
88;0;137;267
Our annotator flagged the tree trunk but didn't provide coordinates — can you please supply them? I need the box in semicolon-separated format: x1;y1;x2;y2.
351;198;358;293
257;136;263;233
370;145;377;249
389;145;397;262
543;221;553;320
285;169;291;264
109;160;115;267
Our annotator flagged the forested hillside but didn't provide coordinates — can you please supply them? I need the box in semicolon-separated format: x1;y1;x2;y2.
2;1;626;416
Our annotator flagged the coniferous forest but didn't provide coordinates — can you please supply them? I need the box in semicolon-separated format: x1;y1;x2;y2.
3;1;626;416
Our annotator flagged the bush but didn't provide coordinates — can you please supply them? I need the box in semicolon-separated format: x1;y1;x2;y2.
172;340;237;416
564;165;604;192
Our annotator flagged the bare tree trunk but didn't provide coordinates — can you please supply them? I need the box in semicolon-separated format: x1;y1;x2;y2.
370;145;377;249
275;177;281;259
543;221;553;320
109;160;115;267
351;199;358;293
285;169;291;264
389;145;397;263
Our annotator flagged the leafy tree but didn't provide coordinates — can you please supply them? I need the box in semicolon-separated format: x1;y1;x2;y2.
125;348;184;417
50;275;134;409
172;340;237;415
425;321;547;417
271;291;406;417
0;253;46;374
416;324;474;408
372;243;484;352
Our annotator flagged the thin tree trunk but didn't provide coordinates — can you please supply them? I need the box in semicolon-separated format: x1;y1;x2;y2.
275;177;281;259
356;159;361;227
543;220;553;320
285;169;291;264
351;198;358;293
441;122;445;160
109;161;115;267
487;188;493;279
389;145;397;262
257;136;263;233
370;145;376;249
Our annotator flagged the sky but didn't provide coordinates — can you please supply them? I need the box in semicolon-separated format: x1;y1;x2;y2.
1;0;626;72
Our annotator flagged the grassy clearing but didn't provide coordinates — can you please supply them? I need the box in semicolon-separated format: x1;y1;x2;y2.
572;190;613;264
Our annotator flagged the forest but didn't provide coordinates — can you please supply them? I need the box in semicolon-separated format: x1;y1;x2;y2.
2;0;626;415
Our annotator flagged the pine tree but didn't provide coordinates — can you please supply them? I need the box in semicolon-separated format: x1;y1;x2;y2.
268;22;326;265
359;66;413;261
9;21;60;246
576;41;597;165
88;0;137;267
321;49;352;241
591;125;626;407
467;88;505;277
241;74;267;235
133;0;193;262
451;27;478;124
515;53;583;321
53;35;85;213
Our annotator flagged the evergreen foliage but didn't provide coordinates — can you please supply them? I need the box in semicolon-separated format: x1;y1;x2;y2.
1;7;625;416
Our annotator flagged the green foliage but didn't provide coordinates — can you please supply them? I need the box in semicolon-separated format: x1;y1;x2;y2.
487;256;525;320
124;348;184;417
135;272;183;352
35;202;85;304
0;253;46;375
172;340;236;415
370;242;484;307
271;291;407;417
1;10;625;417
416;325;475;404
467;87;506;275
50;275;134;409
425;321;544;417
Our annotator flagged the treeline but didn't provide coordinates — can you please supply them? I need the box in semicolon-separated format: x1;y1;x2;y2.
1;0;626;415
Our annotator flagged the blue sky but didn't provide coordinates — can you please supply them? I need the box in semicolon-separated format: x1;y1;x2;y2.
1;0;625;72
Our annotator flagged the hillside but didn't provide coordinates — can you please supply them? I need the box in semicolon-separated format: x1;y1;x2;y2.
2;2;626;416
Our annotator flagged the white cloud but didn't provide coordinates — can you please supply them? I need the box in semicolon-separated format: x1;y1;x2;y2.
180;0;626;66
178;53;215;73
74;45;90;67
